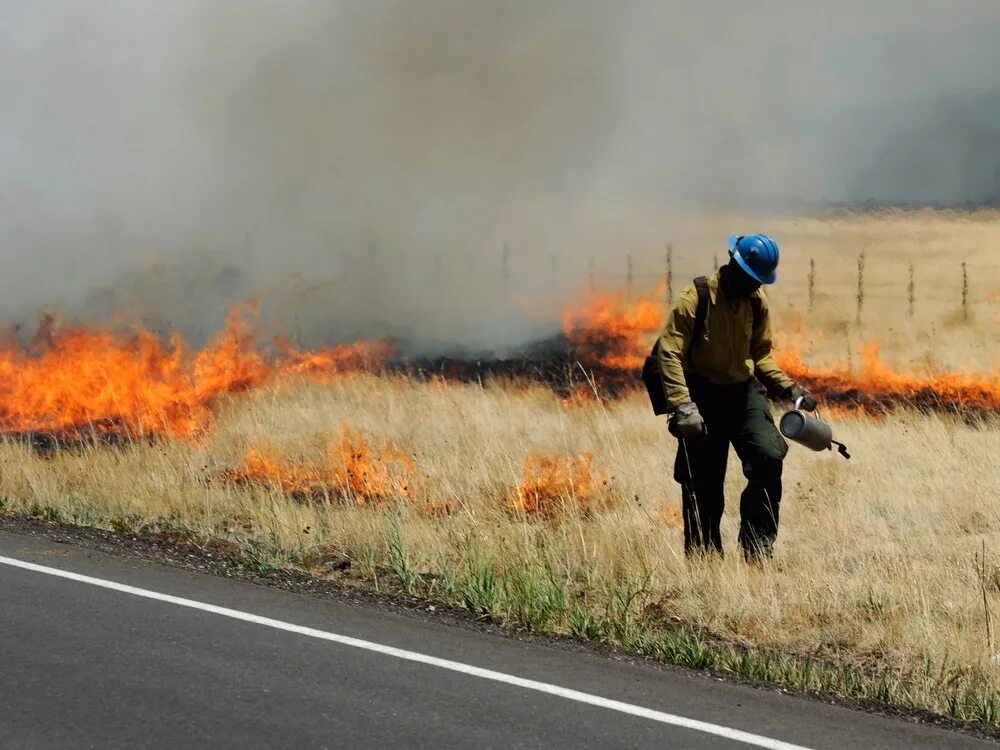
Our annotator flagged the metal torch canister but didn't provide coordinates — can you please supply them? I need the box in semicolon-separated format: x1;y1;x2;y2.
779;396;833;452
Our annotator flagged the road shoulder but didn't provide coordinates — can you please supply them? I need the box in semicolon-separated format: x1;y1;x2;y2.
1;511;996;746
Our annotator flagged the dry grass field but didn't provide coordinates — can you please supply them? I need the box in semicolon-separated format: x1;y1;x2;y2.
762;210;1000;372
1;209;999;724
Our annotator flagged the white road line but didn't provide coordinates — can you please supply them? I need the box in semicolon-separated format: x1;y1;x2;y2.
0;555;810;750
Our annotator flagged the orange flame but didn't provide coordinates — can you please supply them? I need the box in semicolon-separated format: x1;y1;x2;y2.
274;337;395;381
226;425;416;506
0;302;392;439
330;425;415;503
510;452;612;518
562;290;665;375
4;281;998;447
562;286;1000;414
778;343;1000;414
230;443;327;498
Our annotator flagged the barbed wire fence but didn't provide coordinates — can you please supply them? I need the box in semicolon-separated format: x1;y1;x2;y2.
496;242;998;326
338;239;996;336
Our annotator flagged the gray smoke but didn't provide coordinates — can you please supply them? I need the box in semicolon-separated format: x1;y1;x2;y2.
1;1;998;352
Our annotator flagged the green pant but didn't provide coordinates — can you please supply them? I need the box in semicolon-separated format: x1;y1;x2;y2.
673;378;788;557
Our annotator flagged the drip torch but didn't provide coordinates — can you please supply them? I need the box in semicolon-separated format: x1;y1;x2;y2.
779;397;851;460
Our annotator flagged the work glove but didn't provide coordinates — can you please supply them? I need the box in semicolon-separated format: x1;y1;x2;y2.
786;383;817;411
669;402;708;440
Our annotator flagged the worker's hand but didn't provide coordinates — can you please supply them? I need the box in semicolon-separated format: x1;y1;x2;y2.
669;402;708;440
786;383;817;411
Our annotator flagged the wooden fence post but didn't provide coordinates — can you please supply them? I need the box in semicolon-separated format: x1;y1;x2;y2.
908;261;915;320
666;243;673;304
962;261;969;321
808;258;815;312
855;252;866;324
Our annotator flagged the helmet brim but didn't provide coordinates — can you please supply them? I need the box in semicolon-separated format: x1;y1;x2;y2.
733;252;777;285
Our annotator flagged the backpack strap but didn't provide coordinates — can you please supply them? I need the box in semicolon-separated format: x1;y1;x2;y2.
641;275;711;415
684;276;711;363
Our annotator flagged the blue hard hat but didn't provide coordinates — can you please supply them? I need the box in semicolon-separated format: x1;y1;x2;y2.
727;234;779;285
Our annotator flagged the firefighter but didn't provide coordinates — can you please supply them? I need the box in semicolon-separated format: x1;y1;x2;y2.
656;234;815;560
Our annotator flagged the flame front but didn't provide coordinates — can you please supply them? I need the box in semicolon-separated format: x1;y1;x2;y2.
0;302;392;439
560;286;1000;414
0;325;209;438
778;343;1000;414
275;337;395;381
2;284;998;444
562;290;665;375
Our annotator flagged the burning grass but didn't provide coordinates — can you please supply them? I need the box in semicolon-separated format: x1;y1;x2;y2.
510;452;613;519
557;277;1000;417
0;302;392;441
224;425;417;506
779;343;1000;415
562;288;663;374
3;265;1000;453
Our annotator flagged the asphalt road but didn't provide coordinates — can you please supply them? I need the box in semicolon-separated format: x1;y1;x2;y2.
0;530;992;749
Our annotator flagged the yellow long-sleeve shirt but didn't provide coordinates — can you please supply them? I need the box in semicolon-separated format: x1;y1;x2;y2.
656;272;794;409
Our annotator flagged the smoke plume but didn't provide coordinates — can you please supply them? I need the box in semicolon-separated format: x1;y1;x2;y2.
1;1;998;352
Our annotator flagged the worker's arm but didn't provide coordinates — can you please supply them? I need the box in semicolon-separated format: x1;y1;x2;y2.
656;286;698;410
750;294;795;396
